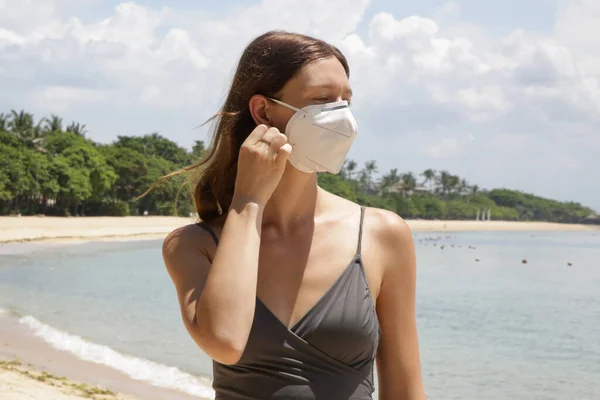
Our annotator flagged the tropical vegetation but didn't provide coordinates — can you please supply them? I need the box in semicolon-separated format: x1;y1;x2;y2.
1;110;597;224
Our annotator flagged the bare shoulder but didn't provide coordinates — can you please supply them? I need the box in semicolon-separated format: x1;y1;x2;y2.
321;190;412;239
364;207;413;249
160;222;222;330
163;224;212;259
162;220;222;276
161;220;225;318
321;190;413;251
363;207;416;281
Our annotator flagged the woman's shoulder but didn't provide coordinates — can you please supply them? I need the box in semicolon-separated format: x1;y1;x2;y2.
324;191;412;237
163;216;225;258
361;207;415;285
363;206;412;242
324;191;413;249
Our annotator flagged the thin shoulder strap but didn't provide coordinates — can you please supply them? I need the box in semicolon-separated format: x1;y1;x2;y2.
196;221;219;246
356;206;365;256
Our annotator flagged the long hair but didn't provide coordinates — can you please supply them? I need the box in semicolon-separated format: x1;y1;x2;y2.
140;31;350;221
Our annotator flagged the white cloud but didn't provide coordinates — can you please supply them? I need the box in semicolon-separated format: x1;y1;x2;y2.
32;86;106;112
0;0;57;33
433;1;461;24
422;137;461;158
555;0;600;55
0;0;598;210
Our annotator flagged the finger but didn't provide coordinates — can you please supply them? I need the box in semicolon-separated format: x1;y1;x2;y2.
269;133;287;150
260;127;281;146
247;124;270;145
268;133;287;156
275;143;292;168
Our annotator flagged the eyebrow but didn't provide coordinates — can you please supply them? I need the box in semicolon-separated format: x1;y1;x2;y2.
308;84;353;97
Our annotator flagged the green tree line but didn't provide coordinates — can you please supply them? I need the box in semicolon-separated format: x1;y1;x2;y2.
0;110;203;217
1;110;597;224
321;163;597;223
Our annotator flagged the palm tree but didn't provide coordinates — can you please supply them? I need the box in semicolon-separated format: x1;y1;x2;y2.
379;168;401;194
437;170;453;196
365;160;377;175
8;109;44;147
0;113;8;131
448;175;460;194
360;160;378;193
401;172;417;196
8;110;34;137
44;114;63;133
459;179;469;195
344;159;358;180
66;122;88;136
421;169;436;191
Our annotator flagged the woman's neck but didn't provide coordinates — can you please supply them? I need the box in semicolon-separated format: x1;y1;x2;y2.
261;166;320;234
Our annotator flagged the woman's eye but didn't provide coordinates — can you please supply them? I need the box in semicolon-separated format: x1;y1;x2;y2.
312;97;351;105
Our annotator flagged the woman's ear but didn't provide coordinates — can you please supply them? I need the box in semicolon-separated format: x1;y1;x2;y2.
248;95;272;126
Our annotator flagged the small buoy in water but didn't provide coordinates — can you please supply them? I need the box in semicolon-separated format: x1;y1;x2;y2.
475;258;480;262
567;262;573;267
440;245;445;250
522;259;528;264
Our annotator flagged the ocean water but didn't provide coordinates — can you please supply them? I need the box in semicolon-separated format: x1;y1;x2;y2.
0;231;599;399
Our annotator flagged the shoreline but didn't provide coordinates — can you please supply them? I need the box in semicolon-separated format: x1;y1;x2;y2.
0;359;136;400
0;313;212;400
405;219;599;232
0;216;598;245
0;232;169;245
0;216;196;244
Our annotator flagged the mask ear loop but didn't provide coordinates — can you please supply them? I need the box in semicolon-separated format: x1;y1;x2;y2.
267;97;303;150
268;97;303;113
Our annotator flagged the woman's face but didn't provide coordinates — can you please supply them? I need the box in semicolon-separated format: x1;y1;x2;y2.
265;56;353;134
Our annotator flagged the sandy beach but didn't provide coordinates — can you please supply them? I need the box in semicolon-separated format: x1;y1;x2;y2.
0;362;138;400
0;313;211;400
0;215;598;244
0;216;198;244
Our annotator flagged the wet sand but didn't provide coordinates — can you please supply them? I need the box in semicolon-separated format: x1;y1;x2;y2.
0;315;211;400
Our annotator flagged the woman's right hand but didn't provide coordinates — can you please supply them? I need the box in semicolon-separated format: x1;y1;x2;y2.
233;124;292;207
166;126;290;364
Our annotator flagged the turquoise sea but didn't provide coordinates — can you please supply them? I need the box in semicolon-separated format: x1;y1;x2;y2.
1;231;599;399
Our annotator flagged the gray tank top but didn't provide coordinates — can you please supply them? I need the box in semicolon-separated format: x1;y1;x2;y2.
196;207;380;399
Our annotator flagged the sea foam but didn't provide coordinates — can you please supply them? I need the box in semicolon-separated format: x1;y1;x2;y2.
19;315;215;398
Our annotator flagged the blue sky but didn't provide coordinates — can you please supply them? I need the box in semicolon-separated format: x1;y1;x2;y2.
1;0;599;211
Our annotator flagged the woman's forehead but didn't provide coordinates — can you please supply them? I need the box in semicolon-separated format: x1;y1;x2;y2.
286;57;352;95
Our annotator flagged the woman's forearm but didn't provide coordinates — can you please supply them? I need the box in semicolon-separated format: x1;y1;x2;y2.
194;198;263;364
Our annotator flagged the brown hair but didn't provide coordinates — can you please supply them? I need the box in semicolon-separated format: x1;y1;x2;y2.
140;30;350;221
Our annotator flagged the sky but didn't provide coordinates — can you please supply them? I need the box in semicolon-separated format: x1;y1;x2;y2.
1;0;599;211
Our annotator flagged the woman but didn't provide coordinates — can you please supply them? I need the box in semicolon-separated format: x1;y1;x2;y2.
161;31;426;400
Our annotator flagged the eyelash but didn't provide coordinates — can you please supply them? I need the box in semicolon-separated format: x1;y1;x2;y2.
314;97;352;106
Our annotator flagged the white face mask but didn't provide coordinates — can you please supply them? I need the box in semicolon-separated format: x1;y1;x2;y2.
269;98;358;174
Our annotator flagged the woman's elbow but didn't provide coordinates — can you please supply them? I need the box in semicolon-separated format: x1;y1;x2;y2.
186;320;248;365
